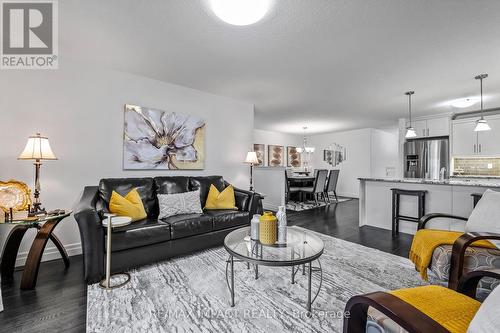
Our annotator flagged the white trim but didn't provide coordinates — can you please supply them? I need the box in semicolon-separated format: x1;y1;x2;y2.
337;191;358;199
15;242;82;267
263;203;280;211
412;112;453;121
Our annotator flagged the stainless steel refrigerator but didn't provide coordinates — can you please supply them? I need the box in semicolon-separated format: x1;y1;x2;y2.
404;138;449;179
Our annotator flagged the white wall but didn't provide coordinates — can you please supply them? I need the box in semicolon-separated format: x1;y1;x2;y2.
309;129;372;197
371;128;399;178
253;167;286;211
0;61;254;266
308;128;398;198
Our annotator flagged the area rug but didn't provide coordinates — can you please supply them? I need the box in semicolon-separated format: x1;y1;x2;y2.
286;197;352;212
87;228;436;333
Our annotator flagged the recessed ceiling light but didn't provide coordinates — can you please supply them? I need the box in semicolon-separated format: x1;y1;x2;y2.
449;97;479;108
210;0;270;26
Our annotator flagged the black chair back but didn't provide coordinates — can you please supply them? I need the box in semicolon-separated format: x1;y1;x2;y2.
326;169;340;192
313;169;328;194
285;170;291;192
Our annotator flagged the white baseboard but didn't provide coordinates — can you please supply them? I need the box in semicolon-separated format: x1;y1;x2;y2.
337;192;358;199
15;242;82;267
262;203;280;212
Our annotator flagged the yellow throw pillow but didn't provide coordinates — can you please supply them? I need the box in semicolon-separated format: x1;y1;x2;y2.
109;188;147;222
204;184;237;210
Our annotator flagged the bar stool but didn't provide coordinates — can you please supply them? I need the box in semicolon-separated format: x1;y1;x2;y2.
391;188;427;236
471;193;483;208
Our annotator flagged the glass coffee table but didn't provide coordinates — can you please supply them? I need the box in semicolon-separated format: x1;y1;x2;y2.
223;226;324;315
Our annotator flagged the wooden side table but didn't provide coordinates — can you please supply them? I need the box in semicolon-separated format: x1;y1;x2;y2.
0;211;71;290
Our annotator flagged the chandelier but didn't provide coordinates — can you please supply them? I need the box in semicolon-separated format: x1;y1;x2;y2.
296;126;315;154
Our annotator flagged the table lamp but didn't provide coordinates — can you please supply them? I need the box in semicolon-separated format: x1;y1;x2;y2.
244;151;259;192
18;133;57;213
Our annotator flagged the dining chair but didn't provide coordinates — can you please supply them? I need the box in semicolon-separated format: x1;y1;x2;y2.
299;169;328;205
325;169;340;203
285;170;300;203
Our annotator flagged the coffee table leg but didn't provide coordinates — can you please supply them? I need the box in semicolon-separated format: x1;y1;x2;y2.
230;255;235;307
254;264;259;279
302;264;305;275
307;261;312;316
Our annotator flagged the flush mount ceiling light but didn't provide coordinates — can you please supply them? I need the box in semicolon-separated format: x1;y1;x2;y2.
405;91;418;138
449;97;479;108
210;0;270;26
474;74;491;132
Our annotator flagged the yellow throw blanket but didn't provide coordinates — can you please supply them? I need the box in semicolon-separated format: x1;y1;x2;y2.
409;229;495;280
390;285;481;333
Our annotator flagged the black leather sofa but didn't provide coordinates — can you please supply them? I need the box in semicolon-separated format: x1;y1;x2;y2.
74;176;259;284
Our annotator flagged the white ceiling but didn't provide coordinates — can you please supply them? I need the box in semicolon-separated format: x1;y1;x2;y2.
61;0;500;134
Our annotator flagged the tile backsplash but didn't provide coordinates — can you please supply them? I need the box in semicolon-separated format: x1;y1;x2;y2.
453;157;500;176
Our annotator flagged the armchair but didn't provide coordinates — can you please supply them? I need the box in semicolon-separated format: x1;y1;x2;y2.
417;213;500;291
343;269;500;333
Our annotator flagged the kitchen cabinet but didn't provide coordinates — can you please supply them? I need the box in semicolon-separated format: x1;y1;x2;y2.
452;121;476;155
427;117;450;137
452;116;500;156
477;117;500;155
406;116;450;138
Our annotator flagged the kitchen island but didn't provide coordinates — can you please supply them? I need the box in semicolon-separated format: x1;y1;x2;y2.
359;177;500;235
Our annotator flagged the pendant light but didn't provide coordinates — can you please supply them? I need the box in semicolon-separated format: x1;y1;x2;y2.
296;126;315;154
405;91;417;138
473;74;491;132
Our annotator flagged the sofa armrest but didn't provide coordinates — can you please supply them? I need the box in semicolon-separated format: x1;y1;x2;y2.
233;188;251;211
449;232;500;290
73;186;104;284
343;292;448;333
458;268;500;299
417;213;468;230
223;181;252;211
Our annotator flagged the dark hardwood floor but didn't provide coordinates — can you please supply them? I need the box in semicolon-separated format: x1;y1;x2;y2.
0;198;413;332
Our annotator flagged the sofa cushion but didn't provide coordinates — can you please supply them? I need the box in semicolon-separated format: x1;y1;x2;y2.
154;176;190;195
430;244;500;291
109;188;147;222
468;283;500;333
161;213;213;239
204;210;250;231
99;178;158;218
189;176;225;204
466;189;500;248
204;184;237;210
158;190;203;219
105;218;170;252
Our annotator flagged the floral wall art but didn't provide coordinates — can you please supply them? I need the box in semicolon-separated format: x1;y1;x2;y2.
123;104;205;170
287;146;301;167
253;144;265;166
267;145;284;167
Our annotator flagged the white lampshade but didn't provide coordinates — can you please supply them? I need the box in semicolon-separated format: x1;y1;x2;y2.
18;133;57;160
405;127;418;138
474;118;491;132
244;151;259;164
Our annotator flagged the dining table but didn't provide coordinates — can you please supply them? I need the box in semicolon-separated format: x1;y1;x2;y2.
288;176;315;183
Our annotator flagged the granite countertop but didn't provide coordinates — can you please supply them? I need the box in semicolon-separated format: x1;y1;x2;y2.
358;177;500;188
